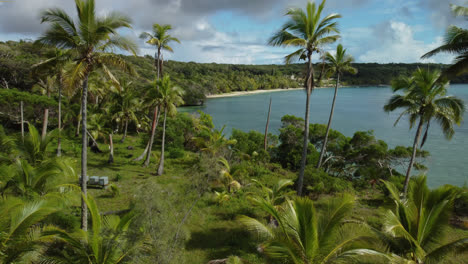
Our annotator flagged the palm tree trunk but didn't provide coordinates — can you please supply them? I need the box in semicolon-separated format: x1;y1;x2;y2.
157;49;161;79
57;74;62;156
76;103;82;137
143;106;159;167
297;52;314;196
157;107;167;176
120;118;128;143
403;116;424;197
41;89;50;139
20;100;24;142
108;133;114;164
317;74;340;169
133;141;149;161
80;73;89;231
264;97;272;151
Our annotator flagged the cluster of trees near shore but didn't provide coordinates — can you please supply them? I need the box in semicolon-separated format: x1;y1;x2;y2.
0;0;468;263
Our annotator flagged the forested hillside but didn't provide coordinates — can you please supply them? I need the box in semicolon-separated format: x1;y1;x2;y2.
1;40;467;107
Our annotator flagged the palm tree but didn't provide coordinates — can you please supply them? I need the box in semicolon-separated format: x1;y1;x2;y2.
269;0;341;195
155;75;184;175
218;157;241;192
32;49;72;156
383;68;465;196
381;176;468;263
139;23;180;78
422;4;468;79
192;126;237;157
0;197;57;263
43;194;141;264
250;179;295;210
110;80;140;143
316;44;357;168
38;0;138;231
138;24;180;166
239;195;382;263
16;124;56;167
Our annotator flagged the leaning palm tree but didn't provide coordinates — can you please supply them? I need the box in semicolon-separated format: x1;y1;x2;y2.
316;44;357;168
138;24;180;166
381;176;468;263
269;0;341;195
422;4;468;79
383;68;465;196
38;0;138;231
32;49;72;156
239;195;382;263
155;75;184;175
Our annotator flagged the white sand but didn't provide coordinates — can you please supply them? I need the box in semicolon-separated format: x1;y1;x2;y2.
206;88;305;98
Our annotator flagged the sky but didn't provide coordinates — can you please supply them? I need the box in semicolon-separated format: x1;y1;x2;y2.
0;0;465;65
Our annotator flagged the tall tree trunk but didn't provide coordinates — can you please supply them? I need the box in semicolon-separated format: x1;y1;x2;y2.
403;116;424;197
41;89;50;139
317;74;340;169
157;48;161;79
80;73;89;231
143;106;159;167
157;108;168;176
57;73;62;156
264;97;272;151
297;51;314;196
121;119;128;143
76;103;82;137
20;101;24;142
108;133;114;164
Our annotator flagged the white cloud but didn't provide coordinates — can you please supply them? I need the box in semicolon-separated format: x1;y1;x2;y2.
343;21;453;64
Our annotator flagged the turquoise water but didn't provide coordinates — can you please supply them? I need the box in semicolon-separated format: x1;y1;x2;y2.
181;85;468;187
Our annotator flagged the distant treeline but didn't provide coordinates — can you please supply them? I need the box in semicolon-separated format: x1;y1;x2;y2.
1;40;467;106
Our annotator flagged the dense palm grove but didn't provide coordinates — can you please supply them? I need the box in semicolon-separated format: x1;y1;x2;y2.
0;0;467;263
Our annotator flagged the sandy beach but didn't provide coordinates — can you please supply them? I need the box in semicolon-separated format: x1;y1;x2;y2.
206;88;304;98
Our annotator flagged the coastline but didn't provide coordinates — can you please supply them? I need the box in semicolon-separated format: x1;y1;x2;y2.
206;88;304;98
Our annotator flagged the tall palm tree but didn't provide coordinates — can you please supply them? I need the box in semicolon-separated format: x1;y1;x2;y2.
381;176;468;263
38;0;138;231
422;4;468;79
239;195;382;263
138;24;180;166
269;0;341;195
316;44;357;168
33;49;72;156
383;68;465;196
110;80;140;143
155;75;184;175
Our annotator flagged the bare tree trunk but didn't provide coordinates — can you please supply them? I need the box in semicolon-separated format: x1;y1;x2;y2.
120;119;128;143
143;106;159;167
264;97;272;151
108;133;114;164
297;51;314;196
157;108;167;176
41;89;50;139
20;101;24;142
57;74;62;156
403;116;424;197
317;74;340;169
80;73;89;231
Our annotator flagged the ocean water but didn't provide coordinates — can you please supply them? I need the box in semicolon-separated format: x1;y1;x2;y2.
181;85;468;187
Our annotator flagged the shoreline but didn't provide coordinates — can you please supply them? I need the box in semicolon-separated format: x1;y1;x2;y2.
206;88;304;98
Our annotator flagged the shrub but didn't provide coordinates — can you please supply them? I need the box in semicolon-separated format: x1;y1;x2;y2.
168;148;185;159
302;166;353;195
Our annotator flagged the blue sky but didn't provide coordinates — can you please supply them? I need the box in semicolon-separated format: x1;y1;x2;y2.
0;0;464;64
